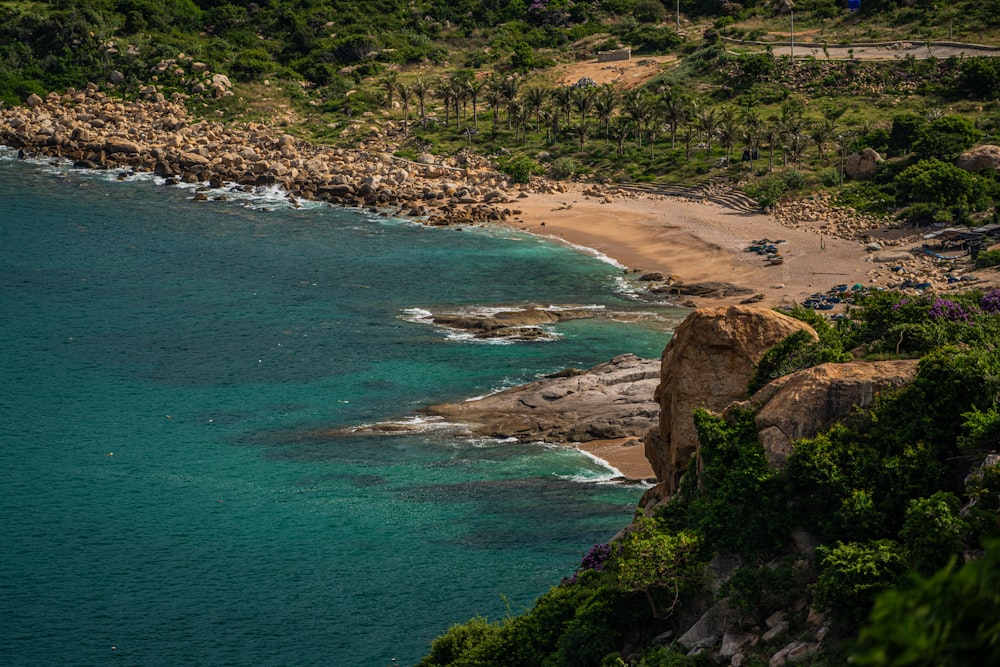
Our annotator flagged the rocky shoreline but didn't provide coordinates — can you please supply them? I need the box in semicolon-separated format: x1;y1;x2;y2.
0;87;565;227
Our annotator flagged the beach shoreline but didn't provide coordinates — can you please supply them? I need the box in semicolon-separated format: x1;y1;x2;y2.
505;183;883;311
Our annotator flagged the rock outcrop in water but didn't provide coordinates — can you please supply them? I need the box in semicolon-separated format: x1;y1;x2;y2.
425;306;597;341
421;353;660;443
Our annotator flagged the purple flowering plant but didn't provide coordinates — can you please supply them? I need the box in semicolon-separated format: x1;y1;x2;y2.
981;289;1000;314
928;298;973;322
564;542;617;585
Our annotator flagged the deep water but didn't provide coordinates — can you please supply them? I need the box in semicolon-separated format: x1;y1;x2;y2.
0;150;683;666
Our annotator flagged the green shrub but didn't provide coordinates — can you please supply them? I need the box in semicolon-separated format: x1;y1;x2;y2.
900;492;967;576
744;174;789;208
609;516;705;618
549;157;578;180
748;326;850;395
675;409;787;558
912;115;983;161
894;158;990;212
813;540;908;628
975;249;1000;269
852;539;1000;666
420;616;501;667
499;154;543;183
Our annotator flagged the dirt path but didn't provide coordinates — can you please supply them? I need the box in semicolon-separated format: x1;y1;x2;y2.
553;55;678;89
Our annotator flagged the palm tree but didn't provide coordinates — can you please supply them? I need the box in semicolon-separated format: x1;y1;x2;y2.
483;76;505;132
661;89;688;150
786;131;808;167
694;104;719;153
610;117;631;157
741;111;762;171
509;101;529;145
412;78;429;127
573;120;591;149
500;76;520;130
571;85;597;125
465;77;482;129
594;84;619;142
551;86;573;126
398;82;411;136
449;77;466;131
680;125;696;159
623;89;654;148
810;118;836;161
380;70;399;109
716;107;741;163
762;118;781;172
523;86;548;132
539;107;556;144
436;79;452;127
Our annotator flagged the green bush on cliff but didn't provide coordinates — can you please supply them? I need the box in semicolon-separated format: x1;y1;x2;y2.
900;492;967;576
661;409;787;560
851;539;1000;666
748;307;851;395
813;539;908;628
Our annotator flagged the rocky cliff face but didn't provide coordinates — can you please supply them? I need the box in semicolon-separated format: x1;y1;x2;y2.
640;306;923;514
642;306;817;505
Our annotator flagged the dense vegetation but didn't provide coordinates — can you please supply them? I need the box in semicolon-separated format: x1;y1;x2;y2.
3;1;1000;223
419;291;1000;665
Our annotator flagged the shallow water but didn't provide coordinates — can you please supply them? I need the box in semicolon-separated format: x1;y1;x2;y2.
0;151;683;665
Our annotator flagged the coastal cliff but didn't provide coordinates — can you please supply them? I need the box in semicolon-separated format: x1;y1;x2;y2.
422;295;1000;665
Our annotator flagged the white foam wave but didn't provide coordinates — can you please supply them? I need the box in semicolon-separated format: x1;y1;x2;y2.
349;415;460;434
551;447;656;488
399;308;434;324
548;237;626;269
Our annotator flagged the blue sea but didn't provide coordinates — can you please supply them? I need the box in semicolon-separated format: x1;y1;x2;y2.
0;149;682;666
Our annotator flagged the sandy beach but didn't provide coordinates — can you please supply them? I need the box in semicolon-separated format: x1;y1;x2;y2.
576;439;657;483
510;182;880;310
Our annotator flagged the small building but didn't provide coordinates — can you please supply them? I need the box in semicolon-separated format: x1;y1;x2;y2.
597;48;631;63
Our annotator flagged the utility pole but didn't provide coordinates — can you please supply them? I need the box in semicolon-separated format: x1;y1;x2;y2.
790;4;795;62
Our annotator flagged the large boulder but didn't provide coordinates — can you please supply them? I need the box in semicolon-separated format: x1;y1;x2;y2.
844;148;884;179
738;359;920;468
643;307;816;503
955;144;1000;172
420;353;660;443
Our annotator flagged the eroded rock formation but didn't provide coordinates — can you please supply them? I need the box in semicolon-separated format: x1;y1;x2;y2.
734;359;920;468
642;306;818;506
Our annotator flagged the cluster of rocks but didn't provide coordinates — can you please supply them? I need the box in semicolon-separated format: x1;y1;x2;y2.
661;598;829;667
864;249;983;294
1;88;518;224
146;55;234;99
771;191;896;244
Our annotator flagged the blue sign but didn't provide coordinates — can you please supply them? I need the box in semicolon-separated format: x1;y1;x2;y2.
848;0;861;11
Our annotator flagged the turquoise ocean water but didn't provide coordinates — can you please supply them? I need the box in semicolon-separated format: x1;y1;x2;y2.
0;149;682;666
